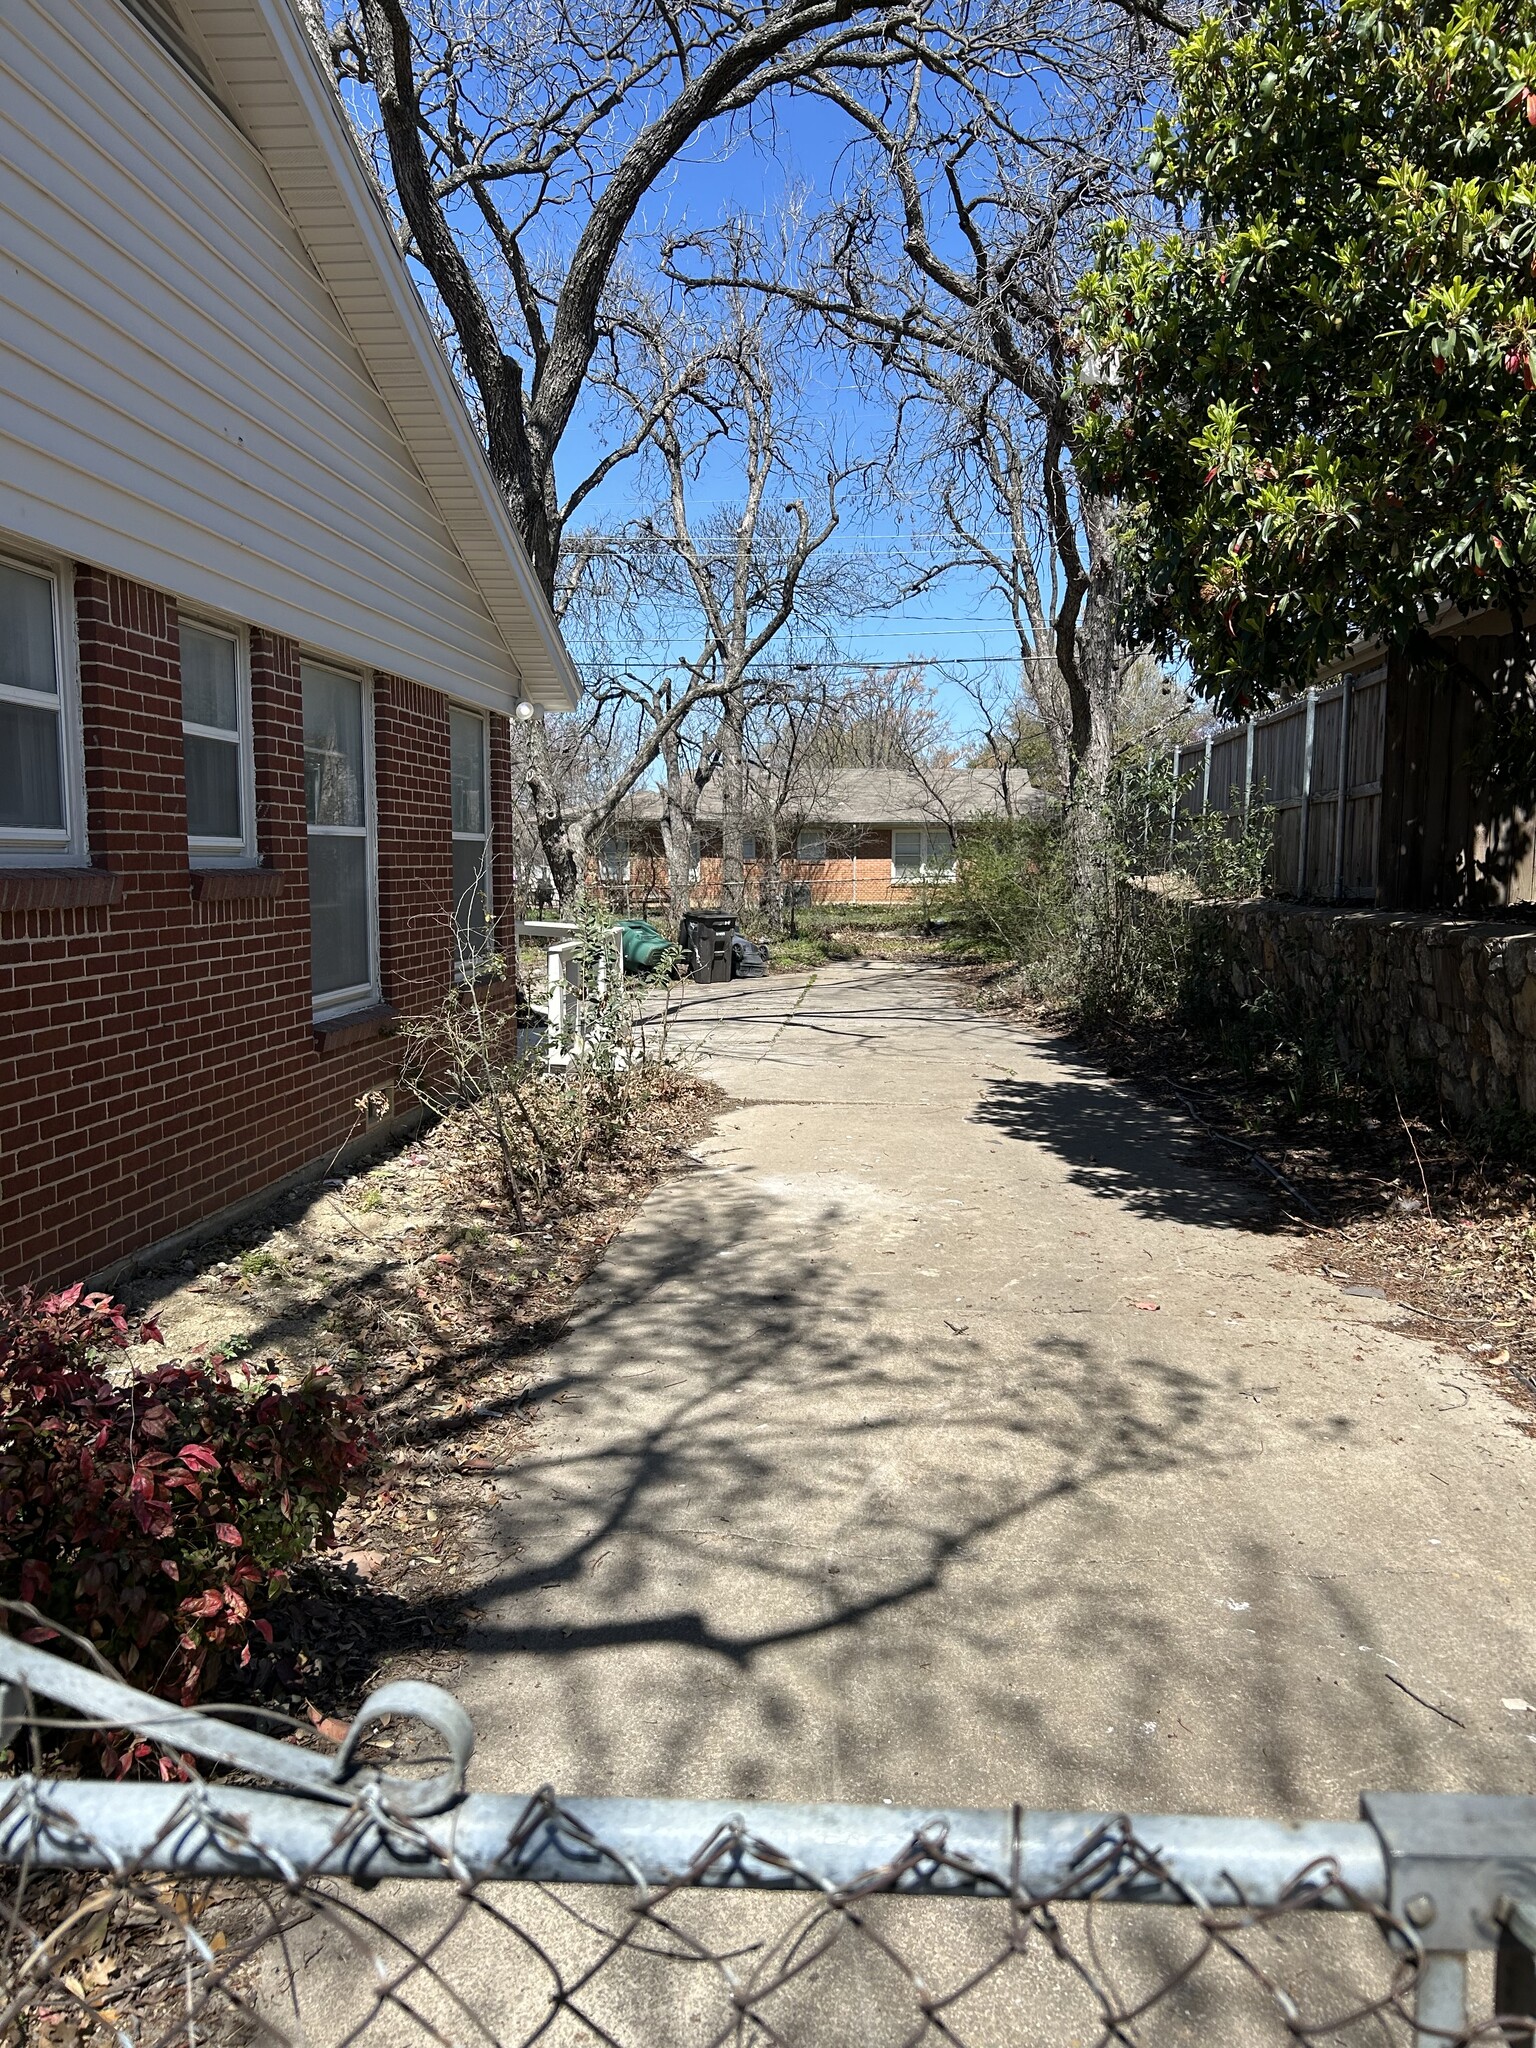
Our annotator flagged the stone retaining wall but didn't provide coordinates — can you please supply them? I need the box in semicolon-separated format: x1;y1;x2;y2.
1201;899;1536;1122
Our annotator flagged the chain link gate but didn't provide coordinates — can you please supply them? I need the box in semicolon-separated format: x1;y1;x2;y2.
2;1636;1534;2046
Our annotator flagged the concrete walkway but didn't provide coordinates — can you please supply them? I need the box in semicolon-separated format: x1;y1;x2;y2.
458;960;1533;1817
286;963;1536;2042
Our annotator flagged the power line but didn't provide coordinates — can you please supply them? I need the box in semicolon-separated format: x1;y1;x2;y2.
580;652;1031;672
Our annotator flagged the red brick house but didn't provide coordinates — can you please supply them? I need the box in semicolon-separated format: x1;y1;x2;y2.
598;768;1044;913
0;0;579;1288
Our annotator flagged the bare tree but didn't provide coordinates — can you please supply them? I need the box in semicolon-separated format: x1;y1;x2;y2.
514;289;866;908
309;0;1176;894
662;15;1170;892
808;664;951;770
740;670;842;932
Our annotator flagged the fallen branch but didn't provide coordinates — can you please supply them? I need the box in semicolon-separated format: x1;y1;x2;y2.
1161;1082;1323;1221
1385;1673;1465;1728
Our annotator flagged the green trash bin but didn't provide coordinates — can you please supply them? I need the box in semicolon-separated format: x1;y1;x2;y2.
619;920;674;975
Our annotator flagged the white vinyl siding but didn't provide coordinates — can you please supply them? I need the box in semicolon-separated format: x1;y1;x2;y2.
892;827;956;882
0;552;84;863
450;706;491;973
304;662;378;1017
180;618;255;864
0;0;525;711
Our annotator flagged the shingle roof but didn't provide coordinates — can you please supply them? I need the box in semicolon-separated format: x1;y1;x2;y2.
617;765;1046;827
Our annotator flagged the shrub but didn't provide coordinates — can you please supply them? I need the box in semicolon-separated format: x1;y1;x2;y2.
952;816;1074;978
950;766;1275;1031
0;1285;370;1737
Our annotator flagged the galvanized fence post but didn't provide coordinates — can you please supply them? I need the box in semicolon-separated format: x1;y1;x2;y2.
1169;741;1181;863
1332;673;1353;903
1296;685;1318;897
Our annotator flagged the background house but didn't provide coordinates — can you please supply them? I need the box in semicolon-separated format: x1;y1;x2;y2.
0;0;578;1289
597;766;1047;915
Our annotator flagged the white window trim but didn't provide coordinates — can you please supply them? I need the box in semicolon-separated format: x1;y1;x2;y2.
0;549;87;868
181;616;257;867
305;662;380;1021
597;832;630;885
891;825;957;883
451;705;494;977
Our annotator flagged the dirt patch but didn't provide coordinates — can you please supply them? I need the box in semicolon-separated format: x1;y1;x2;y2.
117;1069;725;1724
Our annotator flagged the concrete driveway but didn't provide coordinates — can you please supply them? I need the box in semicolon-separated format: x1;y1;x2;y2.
279;962;1536;2043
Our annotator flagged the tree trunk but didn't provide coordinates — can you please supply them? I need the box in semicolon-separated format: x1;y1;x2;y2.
1061;546;1121;909
718;689;745;916
516;710;584;909
762;818;785;933
658;736;695;931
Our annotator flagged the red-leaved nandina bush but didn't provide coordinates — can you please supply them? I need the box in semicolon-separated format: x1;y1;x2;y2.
0;1285;371;1740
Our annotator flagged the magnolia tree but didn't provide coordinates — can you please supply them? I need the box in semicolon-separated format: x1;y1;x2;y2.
1076;0;1536;715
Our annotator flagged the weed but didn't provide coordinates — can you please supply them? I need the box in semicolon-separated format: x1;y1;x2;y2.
356;1186;385;1214
239;1250;285;1283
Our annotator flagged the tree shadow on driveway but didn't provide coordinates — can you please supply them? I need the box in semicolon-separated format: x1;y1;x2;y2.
970;1045;1272;1231
439;1162;1399;1812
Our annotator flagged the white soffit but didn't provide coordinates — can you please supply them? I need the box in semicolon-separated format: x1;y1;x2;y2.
182;0;580;711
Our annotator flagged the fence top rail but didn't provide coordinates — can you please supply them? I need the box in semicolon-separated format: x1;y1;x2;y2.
1167;662;1390;766
0;1774;1393;1909
5;1636;1536;2045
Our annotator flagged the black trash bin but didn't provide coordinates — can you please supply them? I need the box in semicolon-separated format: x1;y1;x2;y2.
679;911;736;984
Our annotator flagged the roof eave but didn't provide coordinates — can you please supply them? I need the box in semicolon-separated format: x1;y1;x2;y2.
190;0;580;712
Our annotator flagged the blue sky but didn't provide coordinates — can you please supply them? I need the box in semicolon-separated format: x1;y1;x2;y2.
546;88;1047;733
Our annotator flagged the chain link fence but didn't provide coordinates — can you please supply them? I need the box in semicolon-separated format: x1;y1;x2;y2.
2;1636;1534;2046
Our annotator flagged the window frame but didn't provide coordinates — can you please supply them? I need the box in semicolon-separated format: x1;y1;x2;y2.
597;832;630;885
179;615;256;867
0;549;86;868
891;825;957;883
449;704;494;976
302;659;379;1021
795;826;828;864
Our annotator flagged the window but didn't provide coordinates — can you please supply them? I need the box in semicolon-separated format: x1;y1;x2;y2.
450;707;491;969
740;834;757;863
597;834;628;884
303;662;376;1013
0;555;81;862
892;826;957;883
689;830;702;882
796;826;827;864
180;620;253;862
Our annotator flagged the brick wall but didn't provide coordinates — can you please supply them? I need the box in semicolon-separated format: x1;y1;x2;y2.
0;566;512;1289
591;828;943;914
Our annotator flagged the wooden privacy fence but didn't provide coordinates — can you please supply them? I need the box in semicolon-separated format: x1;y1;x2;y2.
1171;661;1388;901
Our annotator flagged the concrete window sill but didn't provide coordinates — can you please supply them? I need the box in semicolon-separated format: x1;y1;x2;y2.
0;868;122;911
313;1002;398;1053
191;867;283;902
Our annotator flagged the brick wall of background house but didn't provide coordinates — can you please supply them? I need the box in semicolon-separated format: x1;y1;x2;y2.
592;827;933;914
0;566;512;1291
